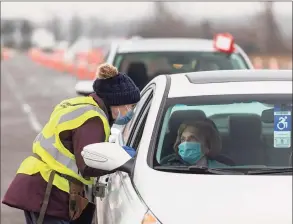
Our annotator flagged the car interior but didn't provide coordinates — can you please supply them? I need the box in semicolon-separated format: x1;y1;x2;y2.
159;108;292;167
116;52;247;90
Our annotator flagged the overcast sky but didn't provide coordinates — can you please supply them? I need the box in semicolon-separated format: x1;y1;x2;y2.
1;2;292;22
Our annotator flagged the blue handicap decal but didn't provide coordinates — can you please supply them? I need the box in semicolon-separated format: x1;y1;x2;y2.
274;106;291;132
274;105;291;148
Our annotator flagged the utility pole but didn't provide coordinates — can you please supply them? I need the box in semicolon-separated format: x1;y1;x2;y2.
263;1;286;54
153;2;170;22
68;14;83;45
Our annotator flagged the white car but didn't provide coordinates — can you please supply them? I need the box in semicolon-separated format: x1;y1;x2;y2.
82;69;292;224
75;34;254;95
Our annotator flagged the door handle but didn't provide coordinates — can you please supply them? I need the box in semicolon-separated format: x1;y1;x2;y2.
95;175;110;198
94;182;107;198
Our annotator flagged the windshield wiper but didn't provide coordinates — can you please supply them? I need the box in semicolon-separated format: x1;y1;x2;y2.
188;166;246;175
247;167;293;175
155;166;245;175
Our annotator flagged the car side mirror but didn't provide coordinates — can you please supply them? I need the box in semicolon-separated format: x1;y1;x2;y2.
81;142;134;174
75;80;94;96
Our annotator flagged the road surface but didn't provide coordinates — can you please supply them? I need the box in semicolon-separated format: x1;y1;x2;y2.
1;54;78;224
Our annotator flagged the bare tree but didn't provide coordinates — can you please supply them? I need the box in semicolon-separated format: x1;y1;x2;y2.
48;16;63;42
262;2;287;53
68;14;83;44
86;16;100;39
200;20;213;39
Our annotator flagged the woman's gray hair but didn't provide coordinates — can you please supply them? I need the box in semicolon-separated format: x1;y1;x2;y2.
173;118;222;157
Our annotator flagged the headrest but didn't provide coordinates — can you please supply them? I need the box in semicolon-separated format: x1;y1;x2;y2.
169;110;206;132
127;62;147;75
229;114;262;140
127;62;148;90
261;108;274;123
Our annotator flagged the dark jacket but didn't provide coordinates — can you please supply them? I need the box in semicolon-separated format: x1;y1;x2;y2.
2;93;110;221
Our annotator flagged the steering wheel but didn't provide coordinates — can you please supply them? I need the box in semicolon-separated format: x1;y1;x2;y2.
160;154;176;165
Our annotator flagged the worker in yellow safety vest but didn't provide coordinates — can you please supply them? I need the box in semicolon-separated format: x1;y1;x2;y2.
2;63;141;224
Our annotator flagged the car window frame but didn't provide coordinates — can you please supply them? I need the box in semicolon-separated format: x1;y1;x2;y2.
128;95;152;149
121;86;154;146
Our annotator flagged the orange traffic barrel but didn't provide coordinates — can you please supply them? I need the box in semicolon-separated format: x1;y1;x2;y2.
253;57;264;69
268;57;279;69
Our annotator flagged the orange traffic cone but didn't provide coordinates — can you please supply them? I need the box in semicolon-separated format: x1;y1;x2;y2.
268;57;279;70
253;57;263;69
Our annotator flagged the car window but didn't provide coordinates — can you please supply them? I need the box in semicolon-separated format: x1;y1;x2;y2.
154;94;292;172
114;51;249;81
122;88;153;145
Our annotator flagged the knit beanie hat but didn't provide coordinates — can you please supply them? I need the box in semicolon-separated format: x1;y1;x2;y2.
93;63;141;106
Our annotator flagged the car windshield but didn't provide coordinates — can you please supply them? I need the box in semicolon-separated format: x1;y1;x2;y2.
155;94;292;174
113;51;249;89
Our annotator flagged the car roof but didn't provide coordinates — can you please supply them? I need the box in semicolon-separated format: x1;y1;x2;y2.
116;38;242;53
185;69;292;84
166;69;293;98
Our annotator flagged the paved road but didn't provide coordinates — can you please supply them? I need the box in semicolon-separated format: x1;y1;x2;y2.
1;54;78;224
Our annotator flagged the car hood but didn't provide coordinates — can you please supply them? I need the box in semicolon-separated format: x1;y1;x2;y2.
137;173;292;224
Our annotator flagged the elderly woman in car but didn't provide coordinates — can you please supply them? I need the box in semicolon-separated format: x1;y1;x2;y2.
161;119;231;167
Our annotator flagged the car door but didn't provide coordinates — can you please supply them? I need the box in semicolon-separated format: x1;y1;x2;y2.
96;86;154;224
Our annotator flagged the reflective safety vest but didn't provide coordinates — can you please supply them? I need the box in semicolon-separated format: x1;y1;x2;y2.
16;96;110;193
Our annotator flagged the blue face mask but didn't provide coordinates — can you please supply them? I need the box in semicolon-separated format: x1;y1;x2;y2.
114;108;134;125
178;142;202;165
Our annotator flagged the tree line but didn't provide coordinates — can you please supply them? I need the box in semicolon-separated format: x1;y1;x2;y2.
1;2;291;54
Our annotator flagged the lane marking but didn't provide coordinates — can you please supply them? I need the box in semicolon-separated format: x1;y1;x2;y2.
2;70;42;133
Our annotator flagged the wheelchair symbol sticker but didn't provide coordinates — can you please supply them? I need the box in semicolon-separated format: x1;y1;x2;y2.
274;107;291;148
276;116;288;131
274;114;291;132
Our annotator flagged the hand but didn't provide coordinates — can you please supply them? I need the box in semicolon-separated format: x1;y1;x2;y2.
122;146;136;158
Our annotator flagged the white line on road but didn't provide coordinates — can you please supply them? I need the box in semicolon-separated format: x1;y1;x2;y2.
2;71;42;133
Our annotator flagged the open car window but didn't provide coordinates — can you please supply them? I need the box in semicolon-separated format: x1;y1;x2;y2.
155;94;292;174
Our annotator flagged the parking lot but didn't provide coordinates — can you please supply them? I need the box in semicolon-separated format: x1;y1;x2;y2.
1;54;77;224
